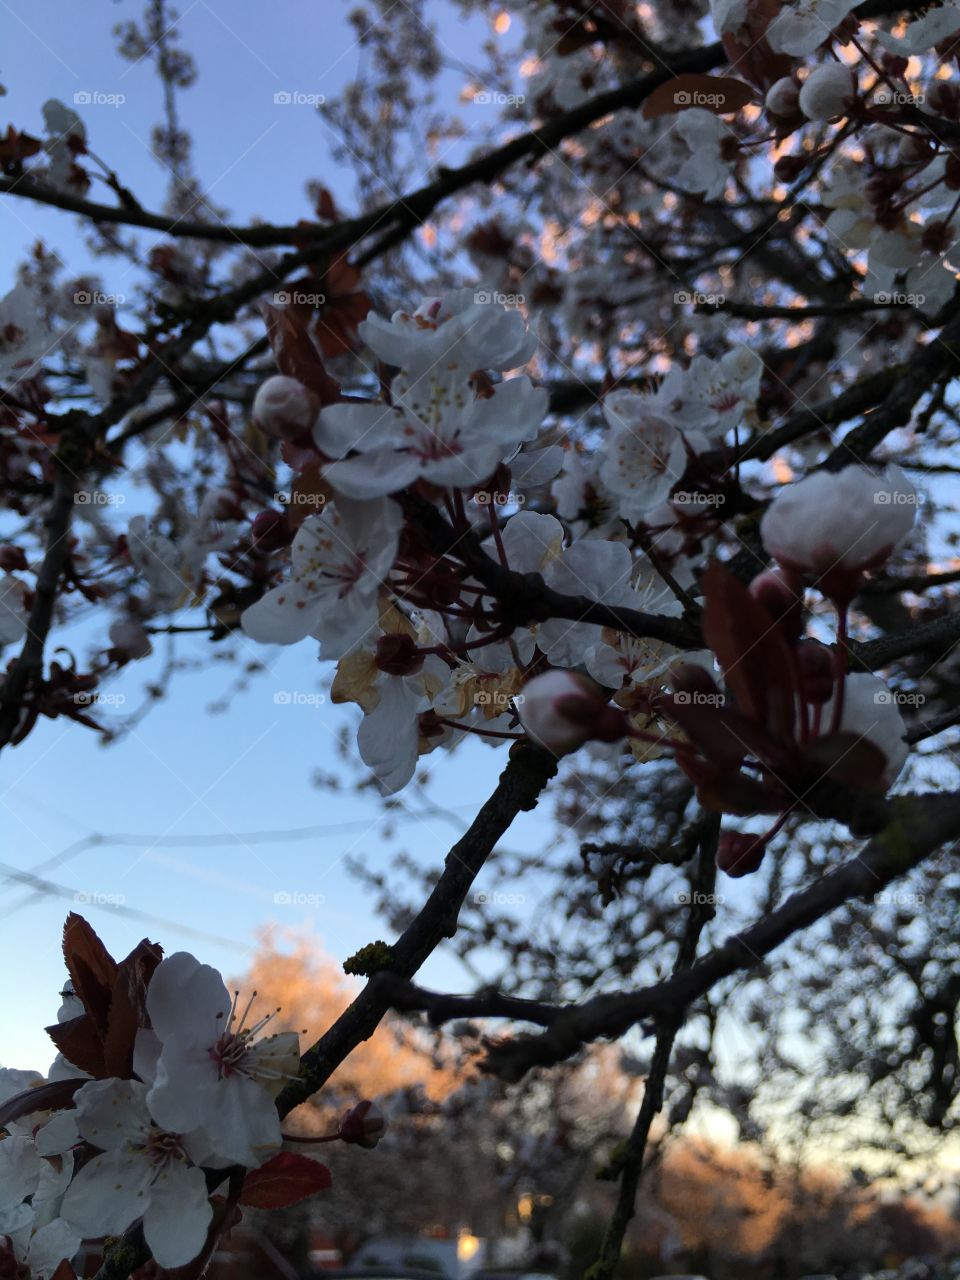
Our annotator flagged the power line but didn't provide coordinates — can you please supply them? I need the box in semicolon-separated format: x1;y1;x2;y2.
0;859;250;952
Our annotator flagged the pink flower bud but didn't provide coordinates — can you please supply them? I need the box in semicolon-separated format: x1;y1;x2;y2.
339;1099;386;1148
797;639;835;703
798;64;857;122
749;566;804;641
250;508;294;551
518;671;628;756
760;465;916;600
253;375;321;440
765;76;801;121
716;831;767;877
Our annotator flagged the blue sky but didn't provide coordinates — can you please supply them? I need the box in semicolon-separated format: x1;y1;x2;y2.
0;0;558;1071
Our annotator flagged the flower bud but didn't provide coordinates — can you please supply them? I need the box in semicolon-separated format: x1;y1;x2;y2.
253;375;321;440
749;566;804;641
798;64;856;121
518;671;628;756
339;1099;386;1148
108;618;153;661
716;831;767;877
250;508;294;552
797;639;836;703
765;76;801;121
760;464;917;598
0;544;27;572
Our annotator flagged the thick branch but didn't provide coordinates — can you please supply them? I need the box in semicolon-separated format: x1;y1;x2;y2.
479;790;960;1079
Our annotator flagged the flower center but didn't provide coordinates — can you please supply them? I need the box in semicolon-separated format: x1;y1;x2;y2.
140;1127;187;1168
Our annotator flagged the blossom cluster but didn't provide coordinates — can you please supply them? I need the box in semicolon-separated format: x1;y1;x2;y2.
206;289;914;854
0;918;331;1277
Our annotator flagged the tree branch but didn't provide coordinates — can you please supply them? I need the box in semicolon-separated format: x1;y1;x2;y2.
275;743;558;1116
478;790;960;1080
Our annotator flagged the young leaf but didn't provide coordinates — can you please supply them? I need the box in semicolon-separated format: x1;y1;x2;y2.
239;1152;333;1208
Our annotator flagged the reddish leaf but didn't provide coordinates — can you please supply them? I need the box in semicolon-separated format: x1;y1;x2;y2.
701;561;796;741
103;938;163;1078
642;74;758;120
46;1014;105;1078
62;913;117;1024
260;301;340;404
50;1261;78;1280
0;1077;85;1128
239;1152;332;1208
